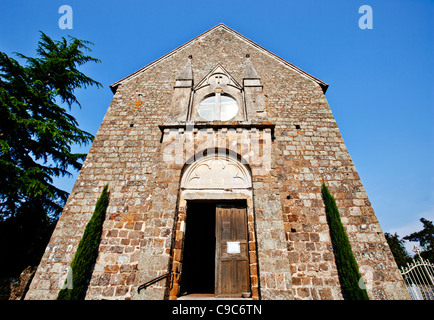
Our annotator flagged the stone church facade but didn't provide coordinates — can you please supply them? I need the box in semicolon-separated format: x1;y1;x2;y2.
26;24;409;300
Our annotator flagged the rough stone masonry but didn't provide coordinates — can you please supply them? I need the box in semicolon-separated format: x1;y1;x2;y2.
25;24;410;300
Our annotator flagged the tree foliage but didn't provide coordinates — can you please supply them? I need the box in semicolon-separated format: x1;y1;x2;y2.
321;182;369;300
384;232;412;269
0;32;101;276
404;218;434;263
57;185;109;300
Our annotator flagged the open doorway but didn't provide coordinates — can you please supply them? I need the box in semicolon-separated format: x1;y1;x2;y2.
179;202;216;295
179;200;250;298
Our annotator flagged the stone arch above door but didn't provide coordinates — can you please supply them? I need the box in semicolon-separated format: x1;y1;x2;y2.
180;151;252;190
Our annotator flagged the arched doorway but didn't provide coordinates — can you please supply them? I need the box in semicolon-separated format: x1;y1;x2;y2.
169;149;258;299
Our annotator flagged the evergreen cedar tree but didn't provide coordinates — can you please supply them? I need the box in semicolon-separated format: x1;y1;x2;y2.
404;218;434;263
57;184;109;300
384;232;412;269
0;32;101;276
321;182;369;300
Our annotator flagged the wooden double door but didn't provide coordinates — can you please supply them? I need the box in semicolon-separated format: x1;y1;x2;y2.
181;202;250;297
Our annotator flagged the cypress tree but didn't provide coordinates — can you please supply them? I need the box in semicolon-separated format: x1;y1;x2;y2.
321;182;369;300
57;184;109;300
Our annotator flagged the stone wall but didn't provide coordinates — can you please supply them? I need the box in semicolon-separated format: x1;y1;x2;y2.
26;25;409;300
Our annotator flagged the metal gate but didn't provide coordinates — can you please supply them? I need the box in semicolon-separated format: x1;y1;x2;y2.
401;248;434;300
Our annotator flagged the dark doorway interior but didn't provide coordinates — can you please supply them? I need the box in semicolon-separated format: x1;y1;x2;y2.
180;202;216;295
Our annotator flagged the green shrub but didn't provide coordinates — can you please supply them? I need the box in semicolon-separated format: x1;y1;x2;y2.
321;182;369;300
57;184;109;300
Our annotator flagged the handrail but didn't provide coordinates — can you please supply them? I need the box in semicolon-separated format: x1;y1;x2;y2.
137;272;171;293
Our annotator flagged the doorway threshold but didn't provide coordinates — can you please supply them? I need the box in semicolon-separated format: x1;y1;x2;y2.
177;294;252;300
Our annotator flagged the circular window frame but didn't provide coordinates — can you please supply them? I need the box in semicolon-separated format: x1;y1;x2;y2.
197;93;238;121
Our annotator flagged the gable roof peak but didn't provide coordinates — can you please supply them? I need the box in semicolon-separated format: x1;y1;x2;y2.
110;24;328;93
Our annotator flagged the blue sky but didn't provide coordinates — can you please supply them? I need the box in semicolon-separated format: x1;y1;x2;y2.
1;0;433;254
